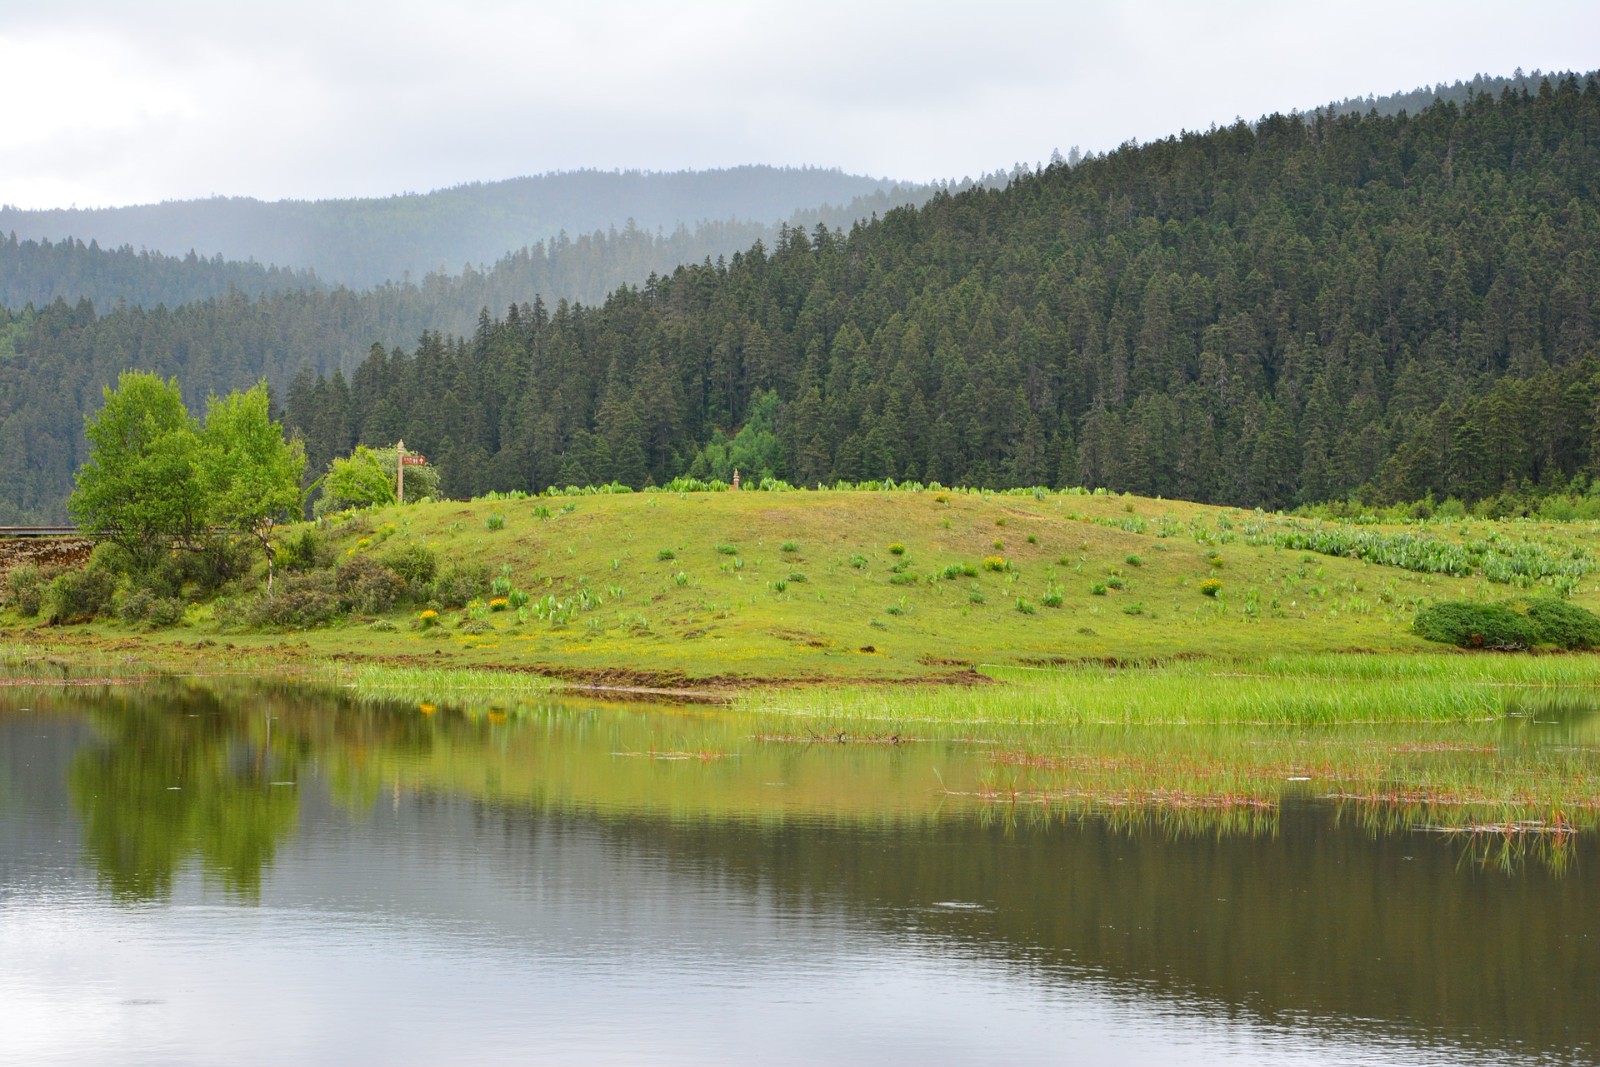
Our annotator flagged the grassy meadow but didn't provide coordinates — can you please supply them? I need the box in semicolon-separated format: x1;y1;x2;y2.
8;485;1600;689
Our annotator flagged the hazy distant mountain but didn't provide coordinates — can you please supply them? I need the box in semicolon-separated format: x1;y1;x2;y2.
0;167;933;290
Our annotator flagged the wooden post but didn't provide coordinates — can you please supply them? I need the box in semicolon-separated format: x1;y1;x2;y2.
397;440;405;504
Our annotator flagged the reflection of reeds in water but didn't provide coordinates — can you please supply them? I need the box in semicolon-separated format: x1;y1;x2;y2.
611;748;732;761
751;729;915;744
969;785;1281;839
1339;798;1579;874
946;718;1600;871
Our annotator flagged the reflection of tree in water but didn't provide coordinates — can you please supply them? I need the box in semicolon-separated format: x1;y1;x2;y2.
63;679;445;901
68;685;302;901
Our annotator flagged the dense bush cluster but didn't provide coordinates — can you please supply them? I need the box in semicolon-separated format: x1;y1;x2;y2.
1412;598;1600;650
219;539;489;629
0;520;492;632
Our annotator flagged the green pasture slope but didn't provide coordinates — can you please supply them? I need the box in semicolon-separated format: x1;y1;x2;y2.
20;485;1594;688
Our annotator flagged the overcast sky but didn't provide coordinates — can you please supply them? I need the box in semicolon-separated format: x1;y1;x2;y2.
2;0;1596;209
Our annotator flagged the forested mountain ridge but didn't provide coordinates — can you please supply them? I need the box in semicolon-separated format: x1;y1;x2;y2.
2;76;1598;522
0;215;876;334
0;167;935;289
1319;67;1584;120
0;234;326;311
274;77;1600;507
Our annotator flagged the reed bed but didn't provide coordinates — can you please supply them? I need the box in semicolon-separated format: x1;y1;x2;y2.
0;641;153;684
742;653;1600;727
322;662;559;707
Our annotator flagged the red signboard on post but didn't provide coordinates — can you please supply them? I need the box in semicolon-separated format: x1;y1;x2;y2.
401;455;427;465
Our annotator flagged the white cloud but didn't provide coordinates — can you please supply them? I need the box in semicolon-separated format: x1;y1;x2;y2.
2;0;1597;208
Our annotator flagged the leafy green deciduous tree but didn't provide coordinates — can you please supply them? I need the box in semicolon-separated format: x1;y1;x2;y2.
71;373;306;587
69;372;205;570
197;382;306;593
315;446;396;517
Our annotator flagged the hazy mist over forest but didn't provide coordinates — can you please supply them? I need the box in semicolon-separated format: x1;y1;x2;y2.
0;168;940;289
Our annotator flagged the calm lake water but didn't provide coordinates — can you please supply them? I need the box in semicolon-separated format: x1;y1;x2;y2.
1;681;1596;1066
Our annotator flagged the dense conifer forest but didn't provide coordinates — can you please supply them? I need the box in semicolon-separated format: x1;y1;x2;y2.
1;76;1598;521
0;235;326;311
276;78;1600;508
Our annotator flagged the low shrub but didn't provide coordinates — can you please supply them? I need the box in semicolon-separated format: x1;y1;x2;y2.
1525;598;1600;649
45;566;117;623
279;528;332;573
433;562;490;608
148;598;186;626
4;564;54;617
117;588;185;627
1412;601;1537;650
337;557;406;614
115;587;157;624
1199;578;1223;597
177;538;251;594
240;571;342;628
380;543;438;596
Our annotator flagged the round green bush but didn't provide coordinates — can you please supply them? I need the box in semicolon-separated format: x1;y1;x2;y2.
336;557;406;615
380;543;438;596
1412;601;1537;650
1524;598;1600;650
240;572;342;628
45;566;117;624
4;564;52;617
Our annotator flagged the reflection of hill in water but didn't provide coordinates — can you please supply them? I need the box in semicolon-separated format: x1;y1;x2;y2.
596;802;1599;1063
2;681;1598;1062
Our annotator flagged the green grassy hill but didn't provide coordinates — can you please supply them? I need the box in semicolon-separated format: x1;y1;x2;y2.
104;487;1600;682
